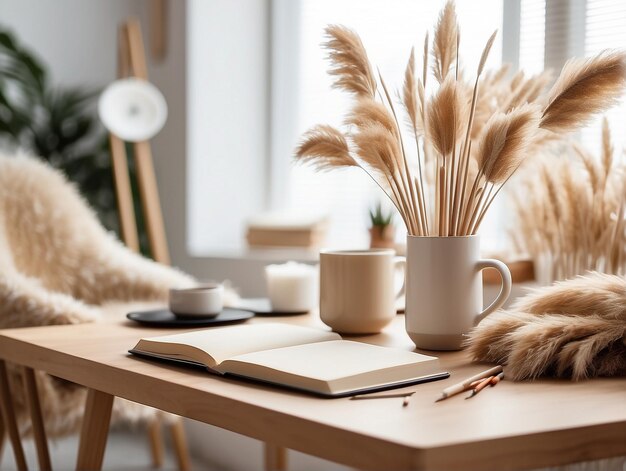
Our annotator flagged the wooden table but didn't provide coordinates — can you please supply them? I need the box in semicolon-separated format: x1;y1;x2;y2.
0;312;624;471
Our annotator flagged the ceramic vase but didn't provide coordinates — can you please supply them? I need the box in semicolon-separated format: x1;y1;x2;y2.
404;235;512;350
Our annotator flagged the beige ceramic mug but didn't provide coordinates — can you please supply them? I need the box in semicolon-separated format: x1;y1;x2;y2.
320;249;405;334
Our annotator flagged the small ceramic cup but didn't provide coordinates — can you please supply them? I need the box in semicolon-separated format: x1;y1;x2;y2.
169;284;224;318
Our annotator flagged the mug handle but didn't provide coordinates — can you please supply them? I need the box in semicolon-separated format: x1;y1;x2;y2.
393;256;406;300
474;259;512;325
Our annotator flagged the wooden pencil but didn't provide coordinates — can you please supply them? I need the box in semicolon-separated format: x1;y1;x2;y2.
435;365;503;402
465;376;494;399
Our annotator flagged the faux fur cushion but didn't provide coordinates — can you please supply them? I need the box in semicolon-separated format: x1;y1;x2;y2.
0;154;199;437
466;272;626;380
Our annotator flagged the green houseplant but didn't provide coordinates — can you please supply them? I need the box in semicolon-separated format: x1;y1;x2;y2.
0;27;119;233
368;202;395;249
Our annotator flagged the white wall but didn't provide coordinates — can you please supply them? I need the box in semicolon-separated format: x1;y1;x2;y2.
0;0;142;88
187;0;270;254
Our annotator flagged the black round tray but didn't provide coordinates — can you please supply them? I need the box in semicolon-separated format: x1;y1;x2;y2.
126;307;254;327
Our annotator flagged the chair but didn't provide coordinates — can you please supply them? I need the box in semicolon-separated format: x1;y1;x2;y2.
0;153;194;469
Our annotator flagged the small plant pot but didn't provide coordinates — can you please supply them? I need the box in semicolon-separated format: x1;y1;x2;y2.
369;225;395;249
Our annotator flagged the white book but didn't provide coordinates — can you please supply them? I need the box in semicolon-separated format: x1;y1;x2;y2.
130;323;448;397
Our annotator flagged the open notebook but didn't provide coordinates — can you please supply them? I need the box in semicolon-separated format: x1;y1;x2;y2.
130;323;448;397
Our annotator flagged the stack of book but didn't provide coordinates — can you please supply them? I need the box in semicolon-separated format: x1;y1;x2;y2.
245;213;327;249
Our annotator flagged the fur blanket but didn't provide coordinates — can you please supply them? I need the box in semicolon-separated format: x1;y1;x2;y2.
466;272;626;380
0;154;198;437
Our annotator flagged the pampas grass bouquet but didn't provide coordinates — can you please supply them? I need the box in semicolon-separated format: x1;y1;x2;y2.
513;120;626;283
295;1;626;238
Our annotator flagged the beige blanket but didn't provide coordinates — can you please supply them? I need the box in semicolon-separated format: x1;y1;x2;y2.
0;154;196;437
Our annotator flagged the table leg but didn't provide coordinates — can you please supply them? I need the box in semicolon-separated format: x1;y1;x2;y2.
0;413;5;460
169;419;191;471
147;417;165;468
23;367;52;471
0;360;27;471
264;443;287;471
76;389;113;471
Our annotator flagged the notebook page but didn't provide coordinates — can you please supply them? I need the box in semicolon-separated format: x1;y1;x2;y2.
139;323;340;365
223;340;437;382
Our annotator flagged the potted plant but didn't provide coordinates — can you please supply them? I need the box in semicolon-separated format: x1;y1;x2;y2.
369;202;395;249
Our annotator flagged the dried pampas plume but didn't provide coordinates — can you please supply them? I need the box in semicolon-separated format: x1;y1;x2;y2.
346;99;398;137
465;273;626;380
541;50;626;133
324;25;377;98
295;125;356;171
601;117;613;179
477;30;497;77
478;105;540;183
352;123;402;177
402;48;422;137
505;70;553;112
427;75;465;157
432;0;458;83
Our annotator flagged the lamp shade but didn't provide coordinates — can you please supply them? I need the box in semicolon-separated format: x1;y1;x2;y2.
98;78;167;142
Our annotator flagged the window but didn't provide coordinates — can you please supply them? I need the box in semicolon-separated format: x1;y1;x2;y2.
581;0;626;150
519;0;546;73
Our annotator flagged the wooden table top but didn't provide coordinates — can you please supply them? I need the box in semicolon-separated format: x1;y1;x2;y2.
0;307;624;470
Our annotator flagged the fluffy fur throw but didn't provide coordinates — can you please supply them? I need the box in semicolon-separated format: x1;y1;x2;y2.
0;154;199;437
466;272;626;380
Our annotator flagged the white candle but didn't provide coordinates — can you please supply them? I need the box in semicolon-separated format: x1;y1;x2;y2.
264;262;318;312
